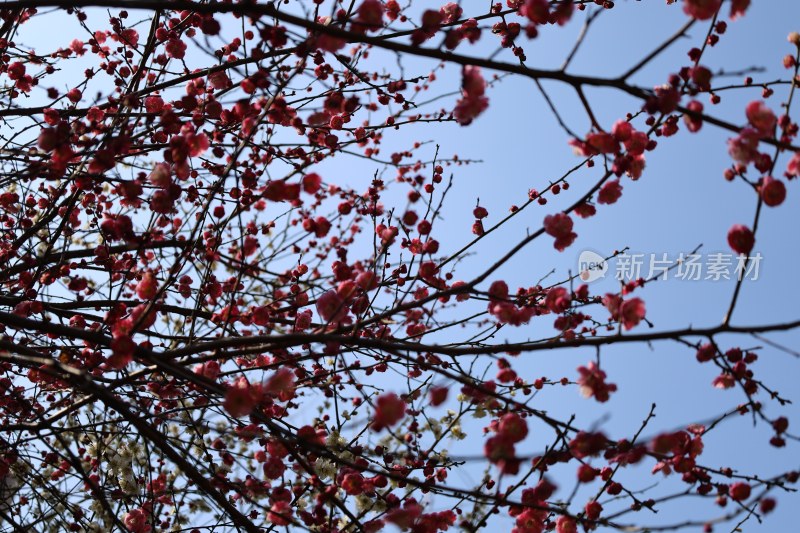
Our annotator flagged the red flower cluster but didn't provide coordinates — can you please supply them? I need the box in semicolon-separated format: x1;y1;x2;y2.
370;392;407;431
486;280;536;326
650;427;705;477
454;66;489;125
484;412;529;475
224;377;263;418
543;213;577;251
602;294;646;330
682;0;721;20
577;362;618;403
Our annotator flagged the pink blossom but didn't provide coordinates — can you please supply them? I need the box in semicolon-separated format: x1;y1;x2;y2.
355;0;385;33
745;100;777;136
123;508;151;533
498;412;528;442
454;67;489;125
727;127;760;164
371;393;406;431
521;0;550;24
224;377;263;418
544;287;571;314
440;2;463;24
577;362;618;402
597;180;623;205
543;213;577;251
556;516;577;533
620;297;646;330
729;0;750;19
316;289;348;323
683;0;721;21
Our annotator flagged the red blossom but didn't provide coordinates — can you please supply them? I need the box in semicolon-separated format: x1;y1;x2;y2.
577;362;618;403
513;508;545;533
746;101;777;136
521;0;550;25
556;516;577;533
316;289;348;323
108;335;136;369
729;482;751;501
165;38;187;59
223;377;263;418
123;509;151;533
727;224;755;254
597;180;623;205
619;298;646;330
603;294;645;330
584;500;603;520
0;4;794;532
759;176;786;207
683;0;721;21
371;393;406;431
429;386;448;406
543;213;577;251
498;412;529;443
355;0;385;33
728;128;761;164
440;2;463;24
136;271;158;300
729;0;750;19
544;286;571;314
454;66;489;125
268;500;292;526
584;132;619;155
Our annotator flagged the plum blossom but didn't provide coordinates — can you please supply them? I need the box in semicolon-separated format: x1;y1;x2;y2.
577;362;618;402
439;2;463;24
759;176;786;207
316;289;348;323
544;286;571;314
543;213;577;251
729;482;752;501
454;66;489;125
745;100;777;136
223;377;263;418
727;224;755;254
603;294;646;330
371;392;406;431
683;0;721;21
123;508;151;533
355;0;385;33
556;516;577;533
597;180;623;205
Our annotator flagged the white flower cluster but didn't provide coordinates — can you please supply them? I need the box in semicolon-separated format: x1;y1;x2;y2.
102;438;147;497
326;430;347;449
313;458;337;480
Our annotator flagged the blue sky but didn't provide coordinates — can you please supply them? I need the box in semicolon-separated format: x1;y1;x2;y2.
407;1;800;530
